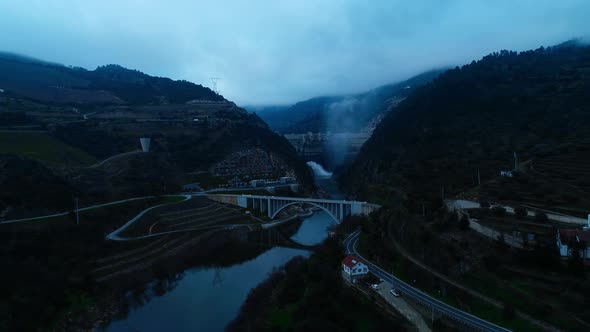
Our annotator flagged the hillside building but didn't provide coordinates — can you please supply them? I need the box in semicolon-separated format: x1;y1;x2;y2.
341;255;369;283
280;176;295;184
556;228;590;261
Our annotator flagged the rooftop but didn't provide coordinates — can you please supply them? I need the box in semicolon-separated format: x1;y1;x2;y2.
342;255;366;268
559;228;590;243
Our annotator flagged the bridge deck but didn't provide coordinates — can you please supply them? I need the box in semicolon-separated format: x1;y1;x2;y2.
206;194;381;223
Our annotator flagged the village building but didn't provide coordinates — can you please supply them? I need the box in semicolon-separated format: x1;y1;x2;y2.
280;176;295;184
341;255;369;283
556;228;590;261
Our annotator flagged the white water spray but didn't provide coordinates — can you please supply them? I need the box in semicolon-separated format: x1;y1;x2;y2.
307;161;333;178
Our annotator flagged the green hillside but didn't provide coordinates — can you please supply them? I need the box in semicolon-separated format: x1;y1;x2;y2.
0;132;96;166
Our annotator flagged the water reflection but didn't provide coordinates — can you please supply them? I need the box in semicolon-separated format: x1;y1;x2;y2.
103;247;309;332
290;211;336;246
104;161;341;332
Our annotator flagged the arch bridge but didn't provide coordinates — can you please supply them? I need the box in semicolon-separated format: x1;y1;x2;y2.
206;194;380;223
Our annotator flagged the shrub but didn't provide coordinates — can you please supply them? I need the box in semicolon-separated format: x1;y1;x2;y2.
491;206;507;217
535;211;548;223
459;215;470;230
447;211;458;224
503;303;516;320
514;206;527;219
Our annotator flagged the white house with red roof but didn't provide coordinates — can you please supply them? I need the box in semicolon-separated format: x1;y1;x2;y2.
342;255;369;283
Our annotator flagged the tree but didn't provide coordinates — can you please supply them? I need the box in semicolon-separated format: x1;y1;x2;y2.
535;211;548;223
503;303;516;320
67;210;76;222
568;240;586;277
491;206;507;217
514;206;527;219
447;211;459;224
459;215;470;230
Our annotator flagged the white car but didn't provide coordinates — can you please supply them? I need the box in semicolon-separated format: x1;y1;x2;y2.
371;284;379;290
390;288;400;297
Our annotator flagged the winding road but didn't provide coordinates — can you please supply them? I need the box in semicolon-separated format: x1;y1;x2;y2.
91;150;144;168
344;230;511;332
449;199;587;225
106;195;192;241
1;192;314;243
0;196;157;224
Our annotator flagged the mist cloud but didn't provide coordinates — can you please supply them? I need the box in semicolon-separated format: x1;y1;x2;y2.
0;0;589;105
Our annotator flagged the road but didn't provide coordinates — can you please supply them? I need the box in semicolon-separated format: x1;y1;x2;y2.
91;150;144;168
195;183;297;194
108;205;306;241
343;230;511;332
83;112;96;120
1;192;306;241
0;195;159;224
106;195;191;241
105;195;310;241
447;200;524;248
373;281;431;332
0;129;48;133
449;199;587;225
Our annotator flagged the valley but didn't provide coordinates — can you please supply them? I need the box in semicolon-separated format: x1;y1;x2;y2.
1;12;590;331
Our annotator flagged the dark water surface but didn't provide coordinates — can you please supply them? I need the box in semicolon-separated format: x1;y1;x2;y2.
103;247;310;332
290;210;336;245
104;162;340;332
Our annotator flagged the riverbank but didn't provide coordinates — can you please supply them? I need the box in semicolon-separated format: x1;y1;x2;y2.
59;228;266;331
226;235;412;331
77;167;343;331
80;210;310;332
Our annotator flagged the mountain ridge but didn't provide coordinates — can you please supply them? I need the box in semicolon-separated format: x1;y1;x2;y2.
0;51;223;105
253;69;446;134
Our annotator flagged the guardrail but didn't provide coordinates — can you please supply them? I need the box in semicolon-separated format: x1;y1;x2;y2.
346;232;511;332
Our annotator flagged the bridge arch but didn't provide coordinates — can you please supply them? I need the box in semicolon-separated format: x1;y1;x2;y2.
270;201;342;223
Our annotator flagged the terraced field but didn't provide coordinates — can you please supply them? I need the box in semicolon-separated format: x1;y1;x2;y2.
92;231;215;282
532;151;590;192
93;196;263;282
474;151;590;215
118;196;257;238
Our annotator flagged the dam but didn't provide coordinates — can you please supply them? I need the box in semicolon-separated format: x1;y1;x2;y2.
283;132;371;168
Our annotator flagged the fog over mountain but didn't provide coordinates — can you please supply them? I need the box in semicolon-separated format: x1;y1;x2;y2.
1;1;589;104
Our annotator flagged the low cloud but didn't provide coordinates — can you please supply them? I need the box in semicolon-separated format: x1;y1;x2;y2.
0;0;589;104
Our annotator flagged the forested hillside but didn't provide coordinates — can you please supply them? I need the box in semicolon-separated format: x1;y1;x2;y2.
252;97;340;133
340;41;590;209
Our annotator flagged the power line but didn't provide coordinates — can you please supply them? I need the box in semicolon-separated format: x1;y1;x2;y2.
75;197;79;225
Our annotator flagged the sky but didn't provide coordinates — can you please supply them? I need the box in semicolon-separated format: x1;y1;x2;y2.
1;1;589;105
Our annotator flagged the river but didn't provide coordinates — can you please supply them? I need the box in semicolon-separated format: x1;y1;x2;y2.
103;161;340;332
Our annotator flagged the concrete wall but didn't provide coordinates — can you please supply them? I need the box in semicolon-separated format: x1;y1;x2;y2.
139;137;151;152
